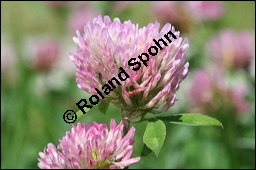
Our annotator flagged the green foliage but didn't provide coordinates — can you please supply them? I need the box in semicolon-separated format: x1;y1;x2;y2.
98;101;109;114
1;1;255;169
143;119;166;156
157;113;223;128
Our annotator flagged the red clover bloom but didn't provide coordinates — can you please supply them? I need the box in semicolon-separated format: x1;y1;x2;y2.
70;15;189;122
208;29;254;70
38;119;140;169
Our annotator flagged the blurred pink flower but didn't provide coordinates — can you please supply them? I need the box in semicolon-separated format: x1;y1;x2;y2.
230;84;249;113
152;1;224;33
1;38;18;86
189;70;214;105
32;39;60;71
70;15;189;122
38;119;140;169
1;38;17;72
189;68;249;114
152;1;183;24
189;69;225;108
28;39;77;95
184;1;224;21
68;7;99;34
113;1;137;12
208;30;254;70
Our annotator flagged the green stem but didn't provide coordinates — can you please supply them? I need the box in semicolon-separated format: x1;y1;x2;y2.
121;109;132;136
123;119;130;170
68;107;92;124
76;110;85;119
123;119;130;136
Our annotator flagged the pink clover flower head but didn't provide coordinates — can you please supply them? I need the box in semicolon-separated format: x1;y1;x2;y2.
208;29;254;70
33;39;60;71
189;68;250;114
38;119;140;169
70;15;189;122
229;83;250;114
189;68;226;107
184;1;224;21
152;1;183;24
68;7;99;34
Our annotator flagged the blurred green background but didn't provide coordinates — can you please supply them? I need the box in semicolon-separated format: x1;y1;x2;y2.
1;1;255;169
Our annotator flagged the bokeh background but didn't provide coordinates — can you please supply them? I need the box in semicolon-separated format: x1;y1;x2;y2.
1;1;255;169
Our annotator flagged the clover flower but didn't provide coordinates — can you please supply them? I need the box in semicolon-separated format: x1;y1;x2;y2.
68;7;99;34
184;1;224;21
113;1;137;13
26;38;60;71
1;38;18;86
189;69;226;112
208;29;254;70
70;15;189;122
152;1;185;24
230;84;249;113
38;119;140;169
1;38;17;72
189;68;249;114
152;1;224;33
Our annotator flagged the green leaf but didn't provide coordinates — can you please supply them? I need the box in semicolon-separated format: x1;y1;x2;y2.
98;101;109;114
157;113;223;128
140;144;152;157
143;119;166;156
